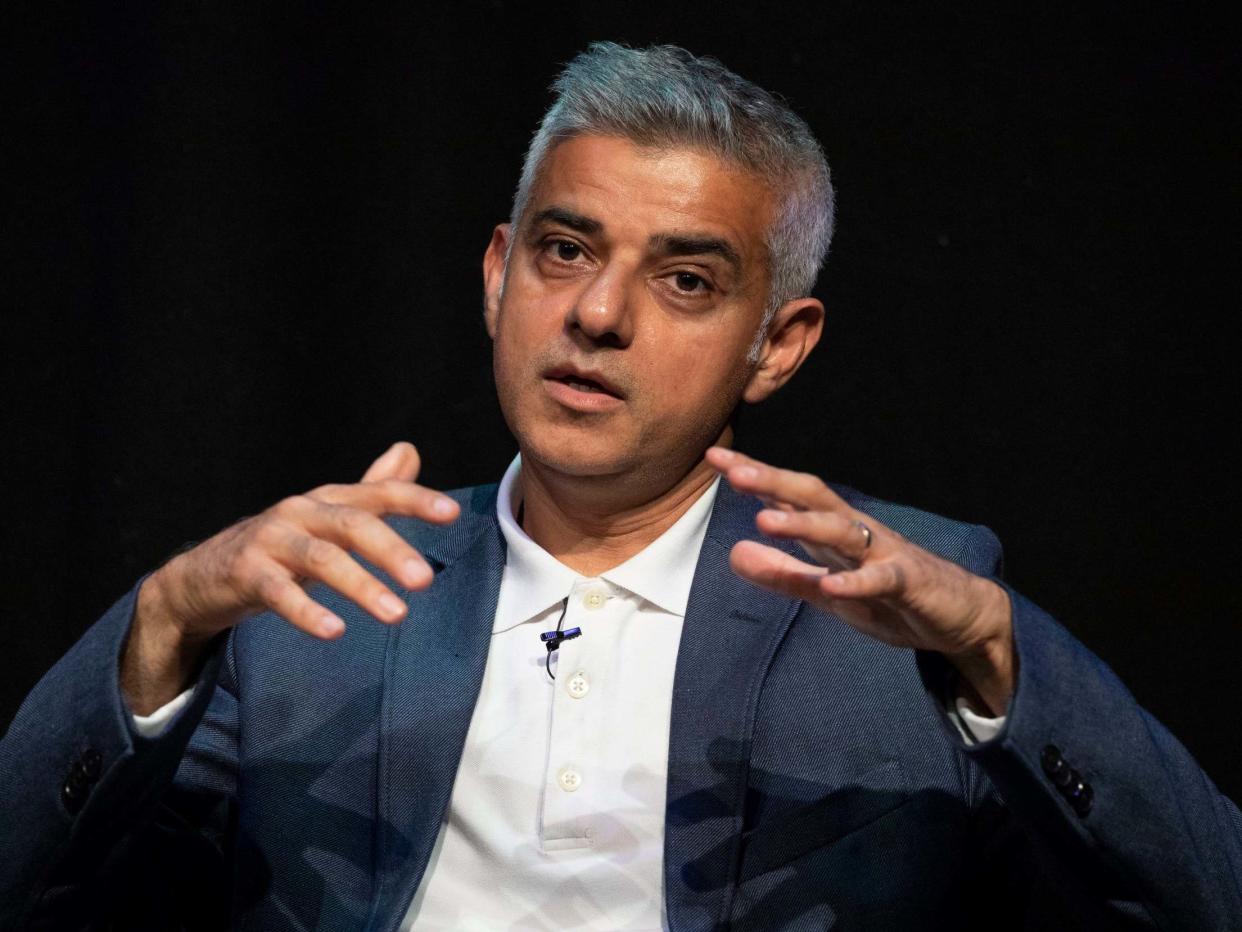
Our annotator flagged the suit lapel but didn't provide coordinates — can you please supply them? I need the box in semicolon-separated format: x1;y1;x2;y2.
664;481;803;931
368;485;506;932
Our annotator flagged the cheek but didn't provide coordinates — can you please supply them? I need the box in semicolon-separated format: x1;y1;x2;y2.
649;346;748;422
492;301;544;376
491;302;566;428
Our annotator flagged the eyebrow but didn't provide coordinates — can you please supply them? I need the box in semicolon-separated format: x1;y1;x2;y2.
531;204;744;274
648;232;742;274
530;206;602;235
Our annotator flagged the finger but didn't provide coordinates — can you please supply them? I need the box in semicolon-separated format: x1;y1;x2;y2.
756;508;874;565
276;532;409;625
706;447;846;514
728;539;830;603
296;502;435;591
360;443;402;483
250;562;347;640
755;494;799;514
361;441;421;484
819;560;907;601
304;478;459;524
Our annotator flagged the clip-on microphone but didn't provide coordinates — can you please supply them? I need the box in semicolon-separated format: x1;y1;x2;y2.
540;597;580;680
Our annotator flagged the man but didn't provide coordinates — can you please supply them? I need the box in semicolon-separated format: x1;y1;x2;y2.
1;42;1238;931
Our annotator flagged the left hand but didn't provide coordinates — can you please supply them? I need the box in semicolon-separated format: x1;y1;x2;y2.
706;447;1016;716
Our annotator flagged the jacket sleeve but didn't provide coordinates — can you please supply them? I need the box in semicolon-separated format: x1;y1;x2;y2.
918;529;1242;930
0;575;239;930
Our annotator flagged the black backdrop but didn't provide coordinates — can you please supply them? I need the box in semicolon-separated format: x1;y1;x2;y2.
3;4;1238;800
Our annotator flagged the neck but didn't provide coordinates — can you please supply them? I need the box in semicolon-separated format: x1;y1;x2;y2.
516;432;730;577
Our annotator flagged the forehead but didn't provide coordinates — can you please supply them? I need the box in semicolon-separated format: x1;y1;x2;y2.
527;134;775;266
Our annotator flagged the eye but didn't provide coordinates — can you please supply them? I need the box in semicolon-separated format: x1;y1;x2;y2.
550;240;582;262
672;271;709;293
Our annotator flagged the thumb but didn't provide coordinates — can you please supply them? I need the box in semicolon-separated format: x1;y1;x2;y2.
361;441;421;483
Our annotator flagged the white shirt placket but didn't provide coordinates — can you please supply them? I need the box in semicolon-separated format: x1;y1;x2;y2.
541;579;613;851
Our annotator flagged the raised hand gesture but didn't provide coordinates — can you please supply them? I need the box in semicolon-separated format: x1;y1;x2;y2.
122;442;458;713
706;447;1014;716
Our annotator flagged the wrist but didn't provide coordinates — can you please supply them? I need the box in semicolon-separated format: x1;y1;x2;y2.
123;567;213;716
946;580;1015;718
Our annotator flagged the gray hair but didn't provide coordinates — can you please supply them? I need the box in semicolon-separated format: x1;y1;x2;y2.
507;42;835;361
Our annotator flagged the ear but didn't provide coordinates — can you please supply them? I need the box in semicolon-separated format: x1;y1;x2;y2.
741;297;825;404
482;223;511;340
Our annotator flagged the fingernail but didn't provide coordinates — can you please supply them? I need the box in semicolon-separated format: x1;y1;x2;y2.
711;447;736;460
762;508;788;523
433;497;456;516
378;593;405;618
320;613;345;637
404;558;429;585
734;466;759;481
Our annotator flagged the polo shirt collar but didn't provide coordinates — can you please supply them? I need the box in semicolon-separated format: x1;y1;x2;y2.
493;455;720;633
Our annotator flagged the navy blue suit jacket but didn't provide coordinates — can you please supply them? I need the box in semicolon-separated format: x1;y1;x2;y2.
3;479;1241;930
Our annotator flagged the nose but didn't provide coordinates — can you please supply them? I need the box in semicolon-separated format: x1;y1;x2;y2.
565;267;633;348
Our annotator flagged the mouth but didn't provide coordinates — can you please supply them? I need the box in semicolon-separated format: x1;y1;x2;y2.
541;365;626;412
542;366;624;399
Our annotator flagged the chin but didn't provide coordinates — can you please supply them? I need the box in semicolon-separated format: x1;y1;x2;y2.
517;425;636;478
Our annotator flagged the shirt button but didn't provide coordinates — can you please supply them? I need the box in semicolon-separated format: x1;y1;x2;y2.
567;673;590;699
558;768;583;792
583;590;607;610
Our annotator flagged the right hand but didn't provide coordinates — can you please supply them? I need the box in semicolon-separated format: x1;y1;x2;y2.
143;440;459;643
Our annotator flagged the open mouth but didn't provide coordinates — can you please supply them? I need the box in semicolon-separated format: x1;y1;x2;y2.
544;366;624;399
553;374;614;396
542;366;626;411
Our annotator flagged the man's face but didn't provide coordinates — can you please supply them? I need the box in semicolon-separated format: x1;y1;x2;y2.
484;134;778;483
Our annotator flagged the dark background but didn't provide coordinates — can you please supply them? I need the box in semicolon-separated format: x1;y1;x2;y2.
2;4;1238;797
